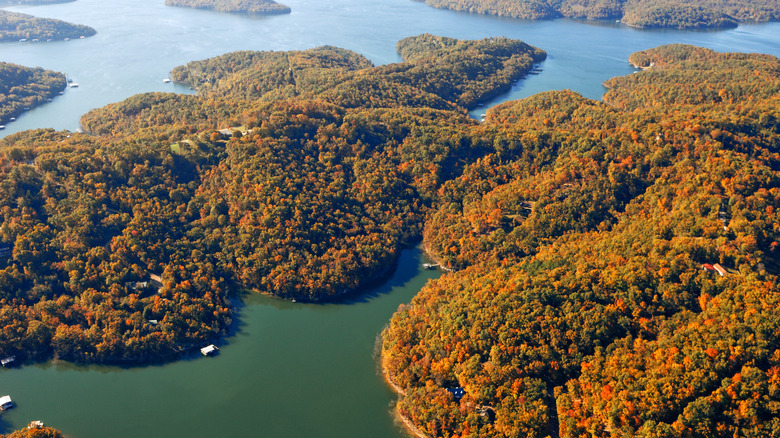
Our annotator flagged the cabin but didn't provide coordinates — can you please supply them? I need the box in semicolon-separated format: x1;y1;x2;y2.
200;344;219;356
447;387;466;400
1;355;15;367
149;274;163;288
0;395;14;410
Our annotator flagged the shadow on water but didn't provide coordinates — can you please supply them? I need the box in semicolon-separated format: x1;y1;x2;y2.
0;416;12;434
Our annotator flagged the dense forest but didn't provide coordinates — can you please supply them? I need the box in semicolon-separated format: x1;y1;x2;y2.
0;62;66;124
0;10;96;42
2;35;779;438
0;35;544;364
420;0;779;29
382;44;780;437
164;0;291;14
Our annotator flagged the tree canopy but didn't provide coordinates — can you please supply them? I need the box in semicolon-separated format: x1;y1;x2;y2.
0;10;96;42
164;0;291;14
0;62;66;124
382;44;780;437
419;0;779;29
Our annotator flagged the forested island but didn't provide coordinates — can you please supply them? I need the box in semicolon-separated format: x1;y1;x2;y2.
164;0;290;15
0;10;96;42
419;0;779;29
0;62;66;124
382;44;780;437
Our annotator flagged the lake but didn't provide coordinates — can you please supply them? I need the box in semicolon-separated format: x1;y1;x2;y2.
0;0;778;436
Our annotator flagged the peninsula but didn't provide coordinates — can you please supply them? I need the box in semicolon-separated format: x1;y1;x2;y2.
382;44;780;437
0;62;66;124
0;10;96;42
419;0;779;29
165;0;291;14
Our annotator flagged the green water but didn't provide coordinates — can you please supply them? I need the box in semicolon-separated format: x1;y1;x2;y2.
0;248;439;437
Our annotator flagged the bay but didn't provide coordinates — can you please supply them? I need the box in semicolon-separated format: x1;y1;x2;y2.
0;248;440;437
0;0;778;436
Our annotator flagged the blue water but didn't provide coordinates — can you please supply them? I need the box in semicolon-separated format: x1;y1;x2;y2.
1;0;778;137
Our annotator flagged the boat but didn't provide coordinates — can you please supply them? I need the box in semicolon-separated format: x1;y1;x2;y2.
163;78;172;83
1;355;14;366
200;344;219;356
0;395;13;410
70;82;79;88
422;263;439;270
0;125;5;130
19;38;27;42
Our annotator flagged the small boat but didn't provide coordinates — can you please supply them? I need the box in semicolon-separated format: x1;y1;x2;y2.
32;38;39;42
163;78;171;83
80;36;85;39
200;344;219;356
0;395;13;410
1;355;14;366
0;125;5;130
422;263;439;270
9;117;15;121
64;38;70;41
19;38;27;42
70;82;79;88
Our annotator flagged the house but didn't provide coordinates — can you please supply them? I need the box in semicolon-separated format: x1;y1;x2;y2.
713;263;728;276
149;274;163;288
200;344;219;356
701;263;716;272
446;387;466;400
0;395;13;410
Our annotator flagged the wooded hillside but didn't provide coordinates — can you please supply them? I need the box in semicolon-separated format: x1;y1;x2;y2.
382;44;780;437
0;35;543;363
420;0;779;29
164;0;291;14
0;10;96;42
0;62;66;124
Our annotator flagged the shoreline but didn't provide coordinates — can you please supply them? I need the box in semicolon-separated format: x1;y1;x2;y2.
421;238;454;273
381;358;429;438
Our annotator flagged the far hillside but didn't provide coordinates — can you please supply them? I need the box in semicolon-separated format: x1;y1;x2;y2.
165;0;291;14
0;10;96;42
420;0;779;29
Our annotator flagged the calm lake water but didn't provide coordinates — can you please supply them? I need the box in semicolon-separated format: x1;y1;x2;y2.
0;0;779;436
